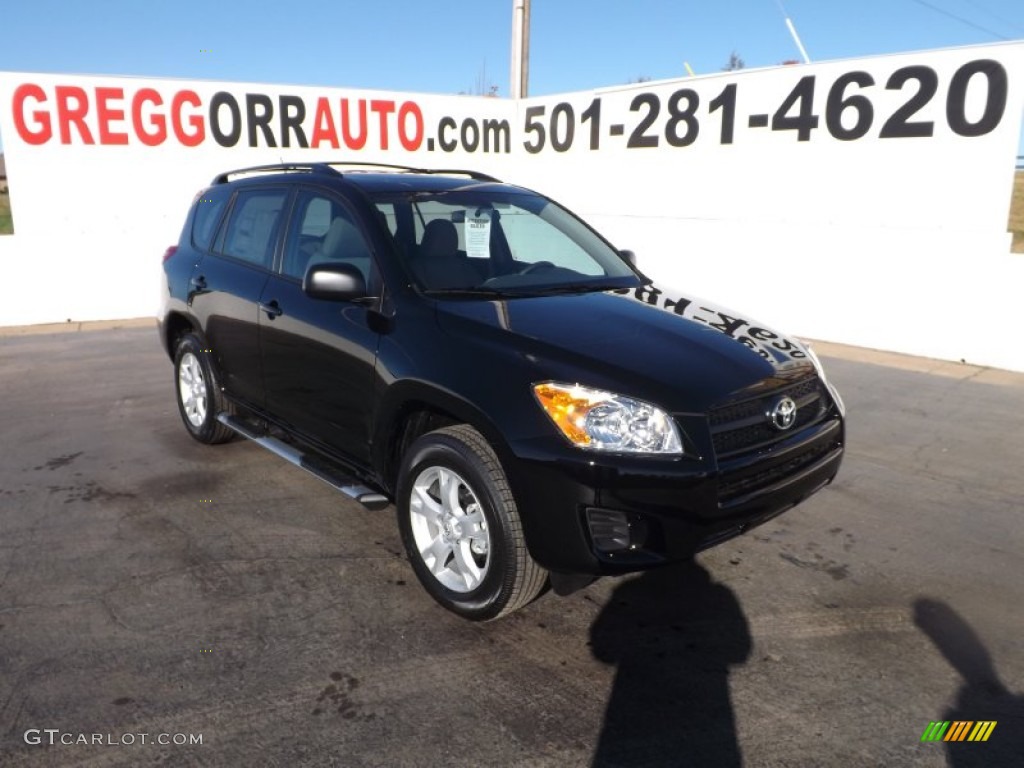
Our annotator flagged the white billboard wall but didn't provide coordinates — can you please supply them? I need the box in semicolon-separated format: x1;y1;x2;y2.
1;41;1022;370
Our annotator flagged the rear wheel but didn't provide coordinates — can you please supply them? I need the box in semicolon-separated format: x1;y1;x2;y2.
173;333;234;444
396;425;547;620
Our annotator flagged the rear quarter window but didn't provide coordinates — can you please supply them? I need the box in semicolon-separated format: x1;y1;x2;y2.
191;185;232;251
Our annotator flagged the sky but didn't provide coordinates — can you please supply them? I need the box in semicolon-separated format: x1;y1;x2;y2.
1;0;1023;152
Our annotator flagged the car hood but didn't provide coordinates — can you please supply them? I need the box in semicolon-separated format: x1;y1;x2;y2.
434;283;816;413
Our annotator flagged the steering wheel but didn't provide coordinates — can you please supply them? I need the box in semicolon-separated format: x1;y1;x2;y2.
520;261;556;274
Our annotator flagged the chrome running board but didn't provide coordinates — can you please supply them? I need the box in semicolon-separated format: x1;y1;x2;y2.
216;413;390;511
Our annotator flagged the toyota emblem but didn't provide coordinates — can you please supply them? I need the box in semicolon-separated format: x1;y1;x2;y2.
769;396;798;431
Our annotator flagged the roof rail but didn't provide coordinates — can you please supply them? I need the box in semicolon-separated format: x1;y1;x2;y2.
210;161;501;185
211;163;342;184
317;161;501;182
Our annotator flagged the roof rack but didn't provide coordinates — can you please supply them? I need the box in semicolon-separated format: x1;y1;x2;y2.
211;163;341;184
321;162;501;182
211;161;500;185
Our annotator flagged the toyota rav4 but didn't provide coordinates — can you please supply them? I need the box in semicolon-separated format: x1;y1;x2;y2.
158;162;845;620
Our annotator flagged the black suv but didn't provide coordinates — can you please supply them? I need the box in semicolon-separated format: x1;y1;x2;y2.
159;162;845;620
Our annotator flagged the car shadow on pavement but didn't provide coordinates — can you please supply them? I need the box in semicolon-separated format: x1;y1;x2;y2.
589;560;751;767
913;598;1024;766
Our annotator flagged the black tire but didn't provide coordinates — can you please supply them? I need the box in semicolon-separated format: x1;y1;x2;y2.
173;333;235;445
396;425;547;621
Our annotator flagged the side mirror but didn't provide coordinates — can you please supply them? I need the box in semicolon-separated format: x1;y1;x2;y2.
619;249;637;267
303;262;368;301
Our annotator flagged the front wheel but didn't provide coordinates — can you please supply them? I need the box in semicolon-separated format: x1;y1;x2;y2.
396;425;547;620
173;333;235;444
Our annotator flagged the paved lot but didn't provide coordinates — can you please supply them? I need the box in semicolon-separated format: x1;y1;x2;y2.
1;325;1022;767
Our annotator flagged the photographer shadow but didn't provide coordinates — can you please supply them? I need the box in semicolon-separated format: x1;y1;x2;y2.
914;598;1024;766
589;560;751;767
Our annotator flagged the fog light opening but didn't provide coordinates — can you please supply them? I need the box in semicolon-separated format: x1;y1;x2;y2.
586;508;646;554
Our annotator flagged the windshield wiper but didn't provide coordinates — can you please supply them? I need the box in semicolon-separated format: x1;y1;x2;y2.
423;282;630;299
422;287;519;298
528;283;616;295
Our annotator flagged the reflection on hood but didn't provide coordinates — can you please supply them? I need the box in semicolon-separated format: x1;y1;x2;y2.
435;280;816;412
622;284;808;367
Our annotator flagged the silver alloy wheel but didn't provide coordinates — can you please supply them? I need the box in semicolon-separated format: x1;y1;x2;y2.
409;466;491;593
178;351;208;427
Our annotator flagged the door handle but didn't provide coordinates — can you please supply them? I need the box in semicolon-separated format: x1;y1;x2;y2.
260;300;283;319
189;275;207;291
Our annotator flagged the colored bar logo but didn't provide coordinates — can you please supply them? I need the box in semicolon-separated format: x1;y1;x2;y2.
921;721;997;742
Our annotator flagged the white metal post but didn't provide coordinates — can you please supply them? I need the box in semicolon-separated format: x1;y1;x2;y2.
510;0;531;98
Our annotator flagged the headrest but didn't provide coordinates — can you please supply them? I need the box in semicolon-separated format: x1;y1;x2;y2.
420;218;459;259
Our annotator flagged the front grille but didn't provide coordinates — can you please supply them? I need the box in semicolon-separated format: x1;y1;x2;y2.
709;376;821;428
718;438;836;503
709;374;828;459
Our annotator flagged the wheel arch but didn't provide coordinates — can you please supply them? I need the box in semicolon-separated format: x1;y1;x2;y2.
161;311;202;361
373;381;517;496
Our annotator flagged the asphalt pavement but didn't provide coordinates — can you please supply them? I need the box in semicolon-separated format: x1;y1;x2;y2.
0;324;1021;767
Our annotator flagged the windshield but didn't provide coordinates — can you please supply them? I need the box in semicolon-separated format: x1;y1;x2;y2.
369;189;641;297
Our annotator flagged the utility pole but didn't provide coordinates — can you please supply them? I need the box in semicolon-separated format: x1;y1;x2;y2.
510;0;531;98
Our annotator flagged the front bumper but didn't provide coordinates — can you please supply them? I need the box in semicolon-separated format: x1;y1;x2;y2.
505;414;844;575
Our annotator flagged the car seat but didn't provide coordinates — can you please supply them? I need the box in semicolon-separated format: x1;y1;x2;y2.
413;219;481;289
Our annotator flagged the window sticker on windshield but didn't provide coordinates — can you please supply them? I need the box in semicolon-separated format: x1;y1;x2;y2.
465;213;491;259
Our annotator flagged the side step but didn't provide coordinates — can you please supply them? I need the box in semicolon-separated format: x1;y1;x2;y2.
217;413;390;511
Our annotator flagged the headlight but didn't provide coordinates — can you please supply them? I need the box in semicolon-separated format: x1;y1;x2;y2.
532;382;683;455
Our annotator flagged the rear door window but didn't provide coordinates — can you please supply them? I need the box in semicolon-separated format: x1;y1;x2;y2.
217;187;289;269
